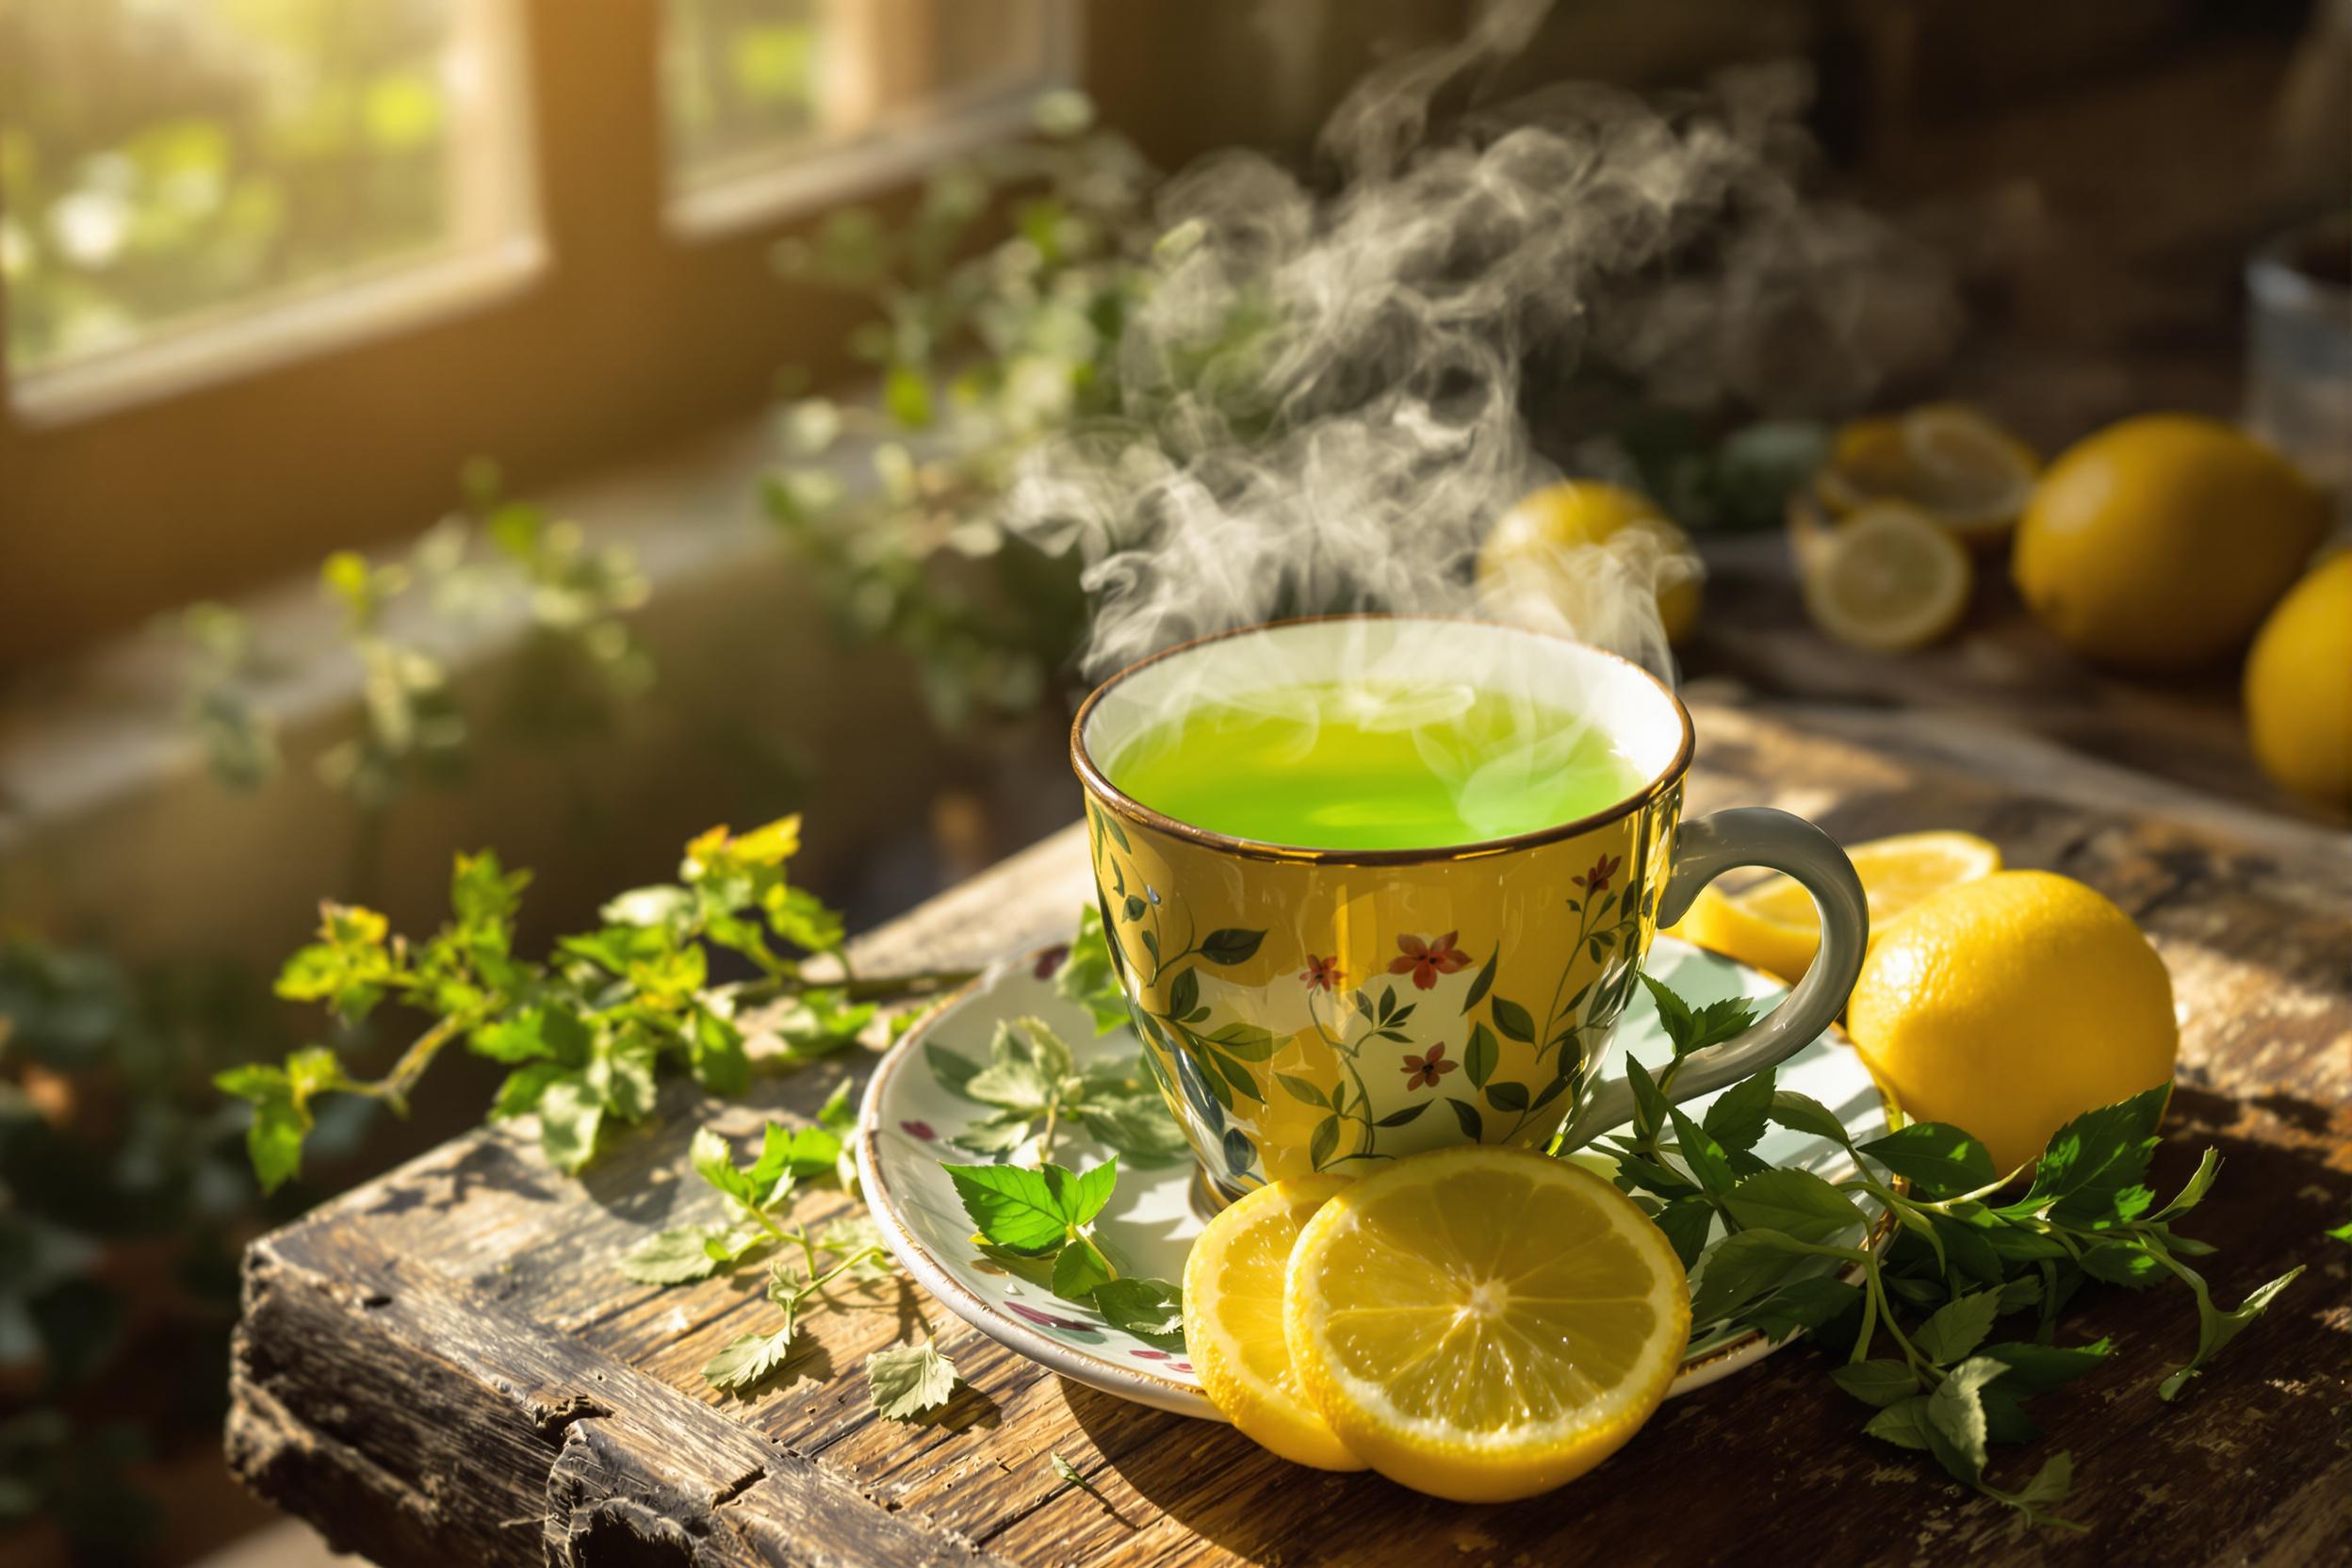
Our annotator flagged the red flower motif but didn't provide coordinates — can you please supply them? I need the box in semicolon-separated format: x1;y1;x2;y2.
1399;1043;1457;1090
1388;931;1472;990
1573;853;1624;894
1298;954;1345;991
900;1119;936;1141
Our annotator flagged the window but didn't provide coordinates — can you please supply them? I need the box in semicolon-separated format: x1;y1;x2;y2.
662;0;1070;234
0;0;1082;666
2;0;539;418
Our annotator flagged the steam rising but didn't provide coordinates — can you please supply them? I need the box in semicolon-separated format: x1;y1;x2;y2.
1006;0;1958;686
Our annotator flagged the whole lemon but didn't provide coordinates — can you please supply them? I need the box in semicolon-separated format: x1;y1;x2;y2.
1846;871;2177;1175
2013;416;2327;670
2245;551;2352;812
1478;481;1702;647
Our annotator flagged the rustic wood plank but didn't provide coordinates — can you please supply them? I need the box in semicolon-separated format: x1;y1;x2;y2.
226;696;2352;1568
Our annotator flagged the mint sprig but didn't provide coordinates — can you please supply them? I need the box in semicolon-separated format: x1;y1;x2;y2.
1616;976;2309;1532
927;1013;1188;1167
216;818;975;1187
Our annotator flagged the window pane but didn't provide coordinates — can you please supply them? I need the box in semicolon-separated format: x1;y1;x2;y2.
663;0;1063;192
0;0;531;379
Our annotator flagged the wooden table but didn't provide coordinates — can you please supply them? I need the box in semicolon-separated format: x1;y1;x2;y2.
223;687;2352;1568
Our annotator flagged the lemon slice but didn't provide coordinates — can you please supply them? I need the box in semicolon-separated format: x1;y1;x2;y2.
1801;503;1974;652
1818;404;2039;544
1283;1147;1689;1502
1184;1175;1366;1470
1670;830;2004;984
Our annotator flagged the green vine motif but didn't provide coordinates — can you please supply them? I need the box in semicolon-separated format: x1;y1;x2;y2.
1286;978;1443;1171
1082;805;1268;1183
1476;852;1650;1144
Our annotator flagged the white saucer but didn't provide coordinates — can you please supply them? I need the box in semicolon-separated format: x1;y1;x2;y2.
858;936;1889;1418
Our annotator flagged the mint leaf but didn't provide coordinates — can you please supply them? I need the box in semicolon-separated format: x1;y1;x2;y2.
944;1162;1075;1252
2078;1240;2164;1288
1924;1356;2008;1482
621;1226;731;1284
1829;1360;1919;1408
1074;1095;1188;1164
537;1079;604;1172
2150;1149;2221;1222
1858;1122;1996;1199
1091;1277;1184;1341
1701;1068;1776;1153
2159;1264;2304;1400
1915;1290;2002;1366
691;1126;756;1205
1652;1197;1715;1269
1767;1089;1855;1147
817;1078;858;1133
1668;1107;1737;1197
1723;1168;1867;1245
1052;1234;1115;1298
1057;906;1132;1035
704;1322;797;1392
866;1340;960;1420
1690;1228;1820;1322
1625;1057;1670;1140
2010;1085;2169;1223
1737;1278;1862;1344
746;1122;841;1200
1981;1338;2112;1394
1863;1396;1935;1451
1642;975;1757;1056
1067;1157;1119;1226
926;1041;981;1097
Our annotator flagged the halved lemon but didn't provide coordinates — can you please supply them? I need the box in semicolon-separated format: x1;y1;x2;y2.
1184;1175;1365;1470
1670;830;2003;985
1800;503;1975;652
1818;403;2039;545
1283;1147;1688;1502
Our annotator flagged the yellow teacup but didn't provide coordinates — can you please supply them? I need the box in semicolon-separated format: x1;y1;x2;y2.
1070;615;1868;1200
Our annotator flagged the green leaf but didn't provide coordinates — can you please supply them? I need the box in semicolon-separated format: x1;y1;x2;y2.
1829;1360;1920;1409
620;1226;730;1284
2158;1264;2303;1401
1915;1290;2002;1366
748;1123;841;1199
1723;1168;1866;1244
1462;1022;1497;1087
245;1096;309;1196
948;1112;1032;1155
2151;1149;2222;1222
489;1061;566;1121
1701;1068;1776;1153
1858;1122;1997;1199
883;366;935;429
689;1007;751;1097
867;1340;959;1419
1198;928;1266;965
1737;1278;1862;1344
537;1079;605;1172
1090;1277;1184;1341
600;884;694;930
2011;1084;2169;1223
1275;1073;1330;1109
1462;951;1497;1014
1690;1228;1820;1322
1206;1021;1278;1061
1375;1102;1430;1129
1653;1197;1715;1269
1767;1089;1855;1146
704;1323;797;1392
1609;1149;1700;1200
944;1163;1073;1252
1446;1098;1484;1141
2004;1449;2076;1516
2078;1240;2164;1288
1052;1234;1116;1299
1625;1057;1669;1141
1489;995;1536;1043
1980;1338;2112;1395
1074;1096;1190;1165
1669;1107;1737;1197
1484;1081;1530;1113
471;1009;559;1064
926;1042;981;1097
1924;1356;2007;1482
1167;967;1200;1021
1642;975;1758;1056
817;1079;858;1133
1862;1396;1936;1452
1309;1115;1340;1170
691;1127;754;1204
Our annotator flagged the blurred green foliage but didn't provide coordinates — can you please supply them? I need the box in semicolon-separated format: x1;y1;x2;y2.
0;0;462;373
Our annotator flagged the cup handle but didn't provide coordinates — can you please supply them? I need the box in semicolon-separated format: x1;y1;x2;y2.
1555;807;1869;1151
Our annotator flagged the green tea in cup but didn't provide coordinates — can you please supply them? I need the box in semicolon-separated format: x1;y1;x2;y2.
1105;679;1642;851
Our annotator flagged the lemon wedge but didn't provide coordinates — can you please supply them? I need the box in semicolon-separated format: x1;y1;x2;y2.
1800;503;1974;652
1184;1175;1366;1470
1818;403;2039;544
1283;1147;1688;1502
1671;830;2003;985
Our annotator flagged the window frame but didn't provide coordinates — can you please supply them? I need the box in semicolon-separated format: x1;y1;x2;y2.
0;0;1082;669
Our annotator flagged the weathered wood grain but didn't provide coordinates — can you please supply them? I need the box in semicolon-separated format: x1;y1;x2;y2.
226;696;2352;1568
